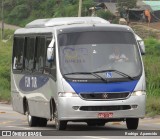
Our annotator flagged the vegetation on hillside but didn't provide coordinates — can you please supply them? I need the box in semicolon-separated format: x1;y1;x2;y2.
1;0;118;26
1;0;104;27
117;0;137;18
143;38;160;116
0;30;13;101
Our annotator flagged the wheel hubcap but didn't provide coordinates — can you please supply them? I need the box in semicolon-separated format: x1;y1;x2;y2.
28;114;31;122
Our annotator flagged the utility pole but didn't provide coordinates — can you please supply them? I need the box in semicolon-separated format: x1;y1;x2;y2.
1;0;4;40
78;0;82;17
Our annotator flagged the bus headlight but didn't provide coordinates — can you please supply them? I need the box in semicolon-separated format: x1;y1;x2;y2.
58;92;79;97
131;91;146;96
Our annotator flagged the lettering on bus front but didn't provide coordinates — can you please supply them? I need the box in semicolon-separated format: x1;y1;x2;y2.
19;75;49;92
25;77;37;88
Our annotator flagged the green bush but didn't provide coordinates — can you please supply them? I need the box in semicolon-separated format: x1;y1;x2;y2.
9;4;30;19
96;10;115;21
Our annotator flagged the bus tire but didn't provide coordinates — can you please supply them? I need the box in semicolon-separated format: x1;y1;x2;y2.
26;102;38;127
38;118;47;127
126;118;139;130
96;122;106;126
87;122;105;126
27;113;38;127
54;106;67;130
87;122;97;126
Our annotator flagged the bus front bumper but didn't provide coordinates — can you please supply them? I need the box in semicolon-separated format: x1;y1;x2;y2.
57;95;146;121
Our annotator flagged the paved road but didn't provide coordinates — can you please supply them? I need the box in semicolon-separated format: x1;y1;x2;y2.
0;21;20;30
0;104;160;138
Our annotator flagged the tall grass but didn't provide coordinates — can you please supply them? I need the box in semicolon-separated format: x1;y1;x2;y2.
144;56;160;96
0;30;13;101
144;37;160;116
144;38;160;97
146;96;160;117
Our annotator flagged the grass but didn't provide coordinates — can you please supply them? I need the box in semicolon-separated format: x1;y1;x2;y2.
146;96;160;117
144;56;160;96
144;37;160;116
0;30;13;102
0;30;160;116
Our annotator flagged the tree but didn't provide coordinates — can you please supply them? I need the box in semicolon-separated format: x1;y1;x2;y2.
96;10;115;21
117;0;137;18
117;0;137;10
2;0;96;26
82;0;94;16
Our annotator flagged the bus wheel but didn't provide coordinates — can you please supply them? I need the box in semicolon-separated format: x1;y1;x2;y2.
38;118;47;127
126;118;139;130
96;122;106;126
87;122;105;126
27;112;38;127
54;107;67;130
26;104;38;127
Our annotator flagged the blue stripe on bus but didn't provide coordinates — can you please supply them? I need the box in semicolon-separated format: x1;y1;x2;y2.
68;80;138;94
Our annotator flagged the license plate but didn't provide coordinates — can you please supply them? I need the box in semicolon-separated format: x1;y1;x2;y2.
98;112;113;118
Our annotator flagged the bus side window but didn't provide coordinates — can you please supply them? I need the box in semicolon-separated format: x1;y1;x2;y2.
51;44;56;79
35;37;45;72
45;37;56;80
45;38;52;68
13;37;24;70
24;37;36;71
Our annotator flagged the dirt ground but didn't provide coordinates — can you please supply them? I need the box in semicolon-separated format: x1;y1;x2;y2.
130;21;160;30
149;22;160;30
0;21;20;30
129;21;160;39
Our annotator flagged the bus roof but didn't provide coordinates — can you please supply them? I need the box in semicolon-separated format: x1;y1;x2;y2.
14;17;133;35
25;17;110;28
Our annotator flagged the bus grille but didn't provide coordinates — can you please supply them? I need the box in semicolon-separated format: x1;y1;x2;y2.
80;92;130;100
80;105;131;111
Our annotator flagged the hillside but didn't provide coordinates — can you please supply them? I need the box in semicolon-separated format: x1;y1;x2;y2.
1;0;93;27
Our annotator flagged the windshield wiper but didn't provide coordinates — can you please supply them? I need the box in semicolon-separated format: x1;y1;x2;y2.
64;72;108;82
93;70;134;80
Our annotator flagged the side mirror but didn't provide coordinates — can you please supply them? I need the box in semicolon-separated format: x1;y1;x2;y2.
47;37;55;62
135;34;145;55
138;40;145;55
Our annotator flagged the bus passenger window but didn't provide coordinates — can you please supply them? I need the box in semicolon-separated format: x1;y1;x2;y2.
13;37;24;70
35;37;45;72
25;37;35;71
45;38;52;68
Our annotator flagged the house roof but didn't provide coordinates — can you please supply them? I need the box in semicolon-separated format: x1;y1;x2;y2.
143;1;160;11
137;1;160;11
104;3;117;14
96;2;117;15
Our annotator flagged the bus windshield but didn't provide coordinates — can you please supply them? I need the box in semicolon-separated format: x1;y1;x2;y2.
58;31;142;81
